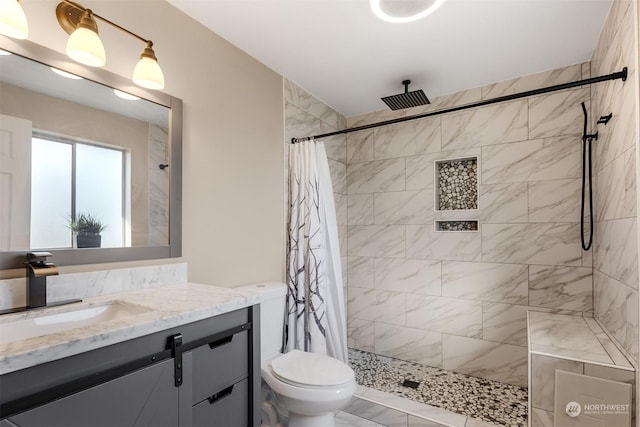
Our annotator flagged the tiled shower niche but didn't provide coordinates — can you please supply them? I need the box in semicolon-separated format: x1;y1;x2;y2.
435;157;478;232
435;220;478;231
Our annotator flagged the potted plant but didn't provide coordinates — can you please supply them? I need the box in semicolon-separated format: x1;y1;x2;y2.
69;213;107;248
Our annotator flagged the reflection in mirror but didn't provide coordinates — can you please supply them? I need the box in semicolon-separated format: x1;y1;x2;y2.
0;39;182;269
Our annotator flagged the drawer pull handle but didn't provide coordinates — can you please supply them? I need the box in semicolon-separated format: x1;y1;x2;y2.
207;384;234;405
208;335;233;349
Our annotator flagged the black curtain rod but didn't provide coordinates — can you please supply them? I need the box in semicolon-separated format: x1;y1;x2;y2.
291;67;628;144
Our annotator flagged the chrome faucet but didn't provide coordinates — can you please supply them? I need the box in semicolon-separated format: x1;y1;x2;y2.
26;252;59;309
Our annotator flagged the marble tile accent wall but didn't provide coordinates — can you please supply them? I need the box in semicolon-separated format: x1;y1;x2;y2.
345;62;597;388
442;261;528;304
0;262;188;310
481;136;581;184
590;0;639;367
440;100;528;150
528;265;592;311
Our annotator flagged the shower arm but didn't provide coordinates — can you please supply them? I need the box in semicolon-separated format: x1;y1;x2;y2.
291;67;627;143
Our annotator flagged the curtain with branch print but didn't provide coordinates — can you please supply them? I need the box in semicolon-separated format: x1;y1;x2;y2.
286;141;347;362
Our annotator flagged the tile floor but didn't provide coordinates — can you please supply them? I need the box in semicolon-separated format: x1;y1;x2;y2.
347;349;528;426
336;411;384;426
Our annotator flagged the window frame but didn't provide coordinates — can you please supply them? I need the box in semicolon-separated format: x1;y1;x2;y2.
30;132;128;249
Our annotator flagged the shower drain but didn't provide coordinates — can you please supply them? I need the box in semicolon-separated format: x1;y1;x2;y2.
401;379;420;389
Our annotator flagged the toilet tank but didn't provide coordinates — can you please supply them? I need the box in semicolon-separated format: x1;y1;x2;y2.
237;282;287;361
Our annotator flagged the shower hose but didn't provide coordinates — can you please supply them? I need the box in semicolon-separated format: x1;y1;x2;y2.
580;102;594;251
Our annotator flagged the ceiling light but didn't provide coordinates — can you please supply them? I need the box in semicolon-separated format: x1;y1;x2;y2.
370;0;446;23
0;0;28;39
113;89;140;101
55;1;166;90
133;42;165;90
50;66;82;79
65;9;106;67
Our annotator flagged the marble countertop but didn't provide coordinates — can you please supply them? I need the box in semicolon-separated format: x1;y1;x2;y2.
0;281;286;375
527;311;633;370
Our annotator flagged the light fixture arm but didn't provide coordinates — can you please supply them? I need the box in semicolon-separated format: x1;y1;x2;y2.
56;0;165;89
57;0;152;46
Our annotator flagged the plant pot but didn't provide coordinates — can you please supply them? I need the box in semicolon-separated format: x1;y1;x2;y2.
75;232;101;248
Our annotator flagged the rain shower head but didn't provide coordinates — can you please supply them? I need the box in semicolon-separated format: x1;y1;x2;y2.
381;80;430;110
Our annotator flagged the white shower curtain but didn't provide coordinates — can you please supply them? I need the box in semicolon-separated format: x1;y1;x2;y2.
286;140;348;363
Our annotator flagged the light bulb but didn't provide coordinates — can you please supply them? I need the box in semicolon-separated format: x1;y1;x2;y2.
0;0;28;39
66;26;105;67
65;10;105;67
133;43;164;90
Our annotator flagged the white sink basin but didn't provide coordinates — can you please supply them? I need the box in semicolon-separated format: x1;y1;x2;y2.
0;301;153;345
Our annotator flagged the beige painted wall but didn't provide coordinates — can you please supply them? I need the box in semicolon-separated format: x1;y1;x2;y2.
9;1;285;286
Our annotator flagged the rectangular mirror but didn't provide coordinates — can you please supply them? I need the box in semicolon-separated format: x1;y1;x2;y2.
0;37;182;269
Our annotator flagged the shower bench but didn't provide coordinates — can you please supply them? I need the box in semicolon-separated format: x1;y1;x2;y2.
527;311;635;427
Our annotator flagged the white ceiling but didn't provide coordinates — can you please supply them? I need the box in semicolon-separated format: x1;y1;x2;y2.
168;0;613;117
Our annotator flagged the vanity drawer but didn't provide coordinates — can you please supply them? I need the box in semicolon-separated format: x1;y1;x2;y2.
191;329;248;405
192;378;248;427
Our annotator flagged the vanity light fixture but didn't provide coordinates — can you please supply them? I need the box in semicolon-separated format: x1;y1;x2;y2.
132;41;164;90
55;0;165;89
0;0;28;39
63;7;105;67
370;0;446;23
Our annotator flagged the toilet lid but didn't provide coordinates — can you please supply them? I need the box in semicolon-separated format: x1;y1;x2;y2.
271;350;354;387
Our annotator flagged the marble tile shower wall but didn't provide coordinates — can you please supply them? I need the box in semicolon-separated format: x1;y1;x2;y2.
346;63;594;388
283;80;348;288
591;0;639;365
148;124;170;246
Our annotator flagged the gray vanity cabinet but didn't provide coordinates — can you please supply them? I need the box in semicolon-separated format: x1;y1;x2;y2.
189;331;250;426
192;379;249;426
0;306;261;427
7;360;178;426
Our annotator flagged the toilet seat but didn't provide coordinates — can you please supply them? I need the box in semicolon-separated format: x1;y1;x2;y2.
270;350;354;389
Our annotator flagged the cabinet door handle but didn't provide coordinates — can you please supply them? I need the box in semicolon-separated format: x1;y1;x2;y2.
206;384;234;405
208;335;233;349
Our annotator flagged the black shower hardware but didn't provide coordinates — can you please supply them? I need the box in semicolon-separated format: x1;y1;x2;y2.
159;163;169;170
597;112;613;125
381;80;431;110
581;102;596;251
291;67;627;143
580;102;614;251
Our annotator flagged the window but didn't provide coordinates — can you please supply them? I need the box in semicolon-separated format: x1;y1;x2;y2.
30;135;126;249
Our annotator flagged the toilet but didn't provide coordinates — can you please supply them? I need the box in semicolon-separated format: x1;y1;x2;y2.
253;282;356;427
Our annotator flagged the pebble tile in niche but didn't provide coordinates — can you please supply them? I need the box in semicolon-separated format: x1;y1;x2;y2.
436;158;478;210
435;220;479;231
348;349;527;426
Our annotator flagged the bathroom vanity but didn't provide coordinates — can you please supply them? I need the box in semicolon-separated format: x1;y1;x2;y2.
0;282;276;427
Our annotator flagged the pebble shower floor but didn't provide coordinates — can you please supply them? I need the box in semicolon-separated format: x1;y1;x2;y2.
348;349;528;426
